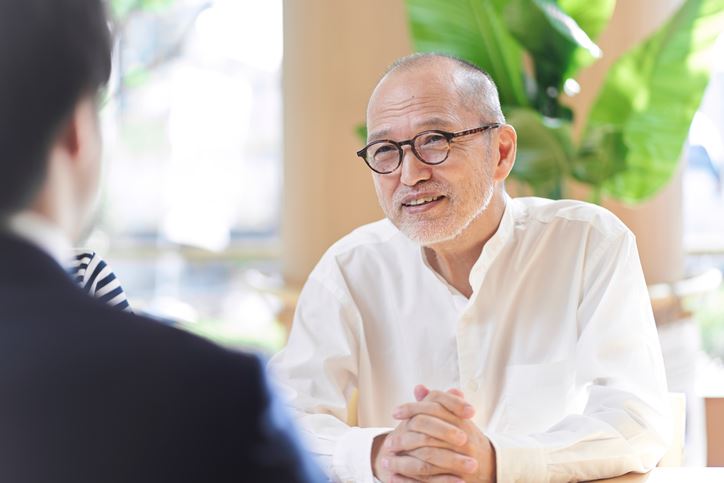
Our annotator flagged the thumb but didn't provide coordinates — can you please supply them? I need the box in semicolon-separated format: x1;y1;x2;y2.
414;384;430;401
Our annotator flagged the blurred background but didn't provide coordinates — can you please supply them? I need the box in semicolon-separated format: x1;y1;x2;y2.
94;0;724;467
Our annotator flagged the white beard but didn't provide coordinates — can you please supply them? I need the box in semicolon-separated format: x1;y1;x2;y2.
401;176;495;246
383;145;496;246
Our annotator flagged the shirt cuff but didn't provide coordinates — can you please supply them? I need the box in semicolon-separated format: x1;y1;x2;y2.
487;432;547;483
332;426;391;483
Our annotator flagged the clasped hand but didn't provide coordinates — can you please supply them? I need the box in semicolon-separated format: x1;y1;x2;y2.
372;385;496;483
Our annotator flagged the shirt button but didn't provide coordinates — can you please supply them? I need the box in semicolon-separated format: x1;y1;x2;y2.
467;380;480;392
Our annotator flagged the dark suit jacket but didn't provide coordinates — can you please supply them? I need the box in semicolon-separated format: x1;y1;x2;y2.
0;232;325;483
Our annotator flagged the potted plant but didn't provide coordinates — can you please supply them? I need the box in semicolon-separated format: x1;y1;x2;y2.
404;0;724;205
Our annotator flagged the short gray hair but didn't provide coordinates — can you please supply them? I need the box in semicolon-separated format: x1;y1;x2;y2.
383;52;506;124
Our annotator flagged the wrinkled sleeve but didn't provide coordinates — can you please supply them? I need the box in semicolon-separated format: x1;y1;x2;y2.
488;230;671;483
246;354;329;483
268;273;390;482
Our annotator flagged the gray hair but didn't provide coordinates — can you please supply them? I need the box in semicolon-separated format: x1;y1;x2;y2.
382;52;506;124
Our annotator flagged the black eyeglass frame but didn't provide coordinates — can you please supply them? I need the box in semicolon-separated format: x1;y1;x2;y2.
356;123;501;174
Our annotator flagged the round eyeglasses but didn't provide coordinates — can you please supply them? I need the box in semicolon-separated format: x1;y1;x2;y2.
356;123;501;174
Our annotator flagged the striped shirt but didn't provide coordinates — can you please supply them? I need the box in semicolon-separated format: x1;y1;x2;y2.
70;251;132;312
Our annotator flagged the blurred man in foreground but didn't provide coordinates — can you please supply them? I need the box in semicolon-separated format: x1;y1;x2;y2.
0;1;323;482
271;54;670;482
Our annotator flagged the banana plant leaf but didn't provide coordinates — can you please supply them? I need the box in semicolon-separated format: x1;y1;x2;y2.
572;125;628;200
556;0;616;89
502;0;601;116
558;0;616;42
406;0;529;107
507;107;574;198
583;0;724;202
112;0;176;18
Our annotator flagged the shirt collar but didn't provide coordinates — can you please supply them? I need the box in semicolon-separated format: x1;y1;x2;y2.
5;211;74;267
416;193;519;297
468;193;518;292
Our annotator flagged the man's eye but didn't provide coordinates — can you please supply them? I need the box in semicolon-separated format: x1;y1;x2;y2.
422;134;446;146
373;144;396;157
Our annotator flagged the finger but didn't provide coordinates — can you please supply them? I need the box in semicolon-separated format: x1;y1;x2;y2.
389;475;423;483
384;454;447;478
407;446;478;475
421;476;466;483
406;414;467;446
415;384;430;402
393;401;463;425
423;390;475;419
391;475;463;483
446;388;465;398
386;428;456;453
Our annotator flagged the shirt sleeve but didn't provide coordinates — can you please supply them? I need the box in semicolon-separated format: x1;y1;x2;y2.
488;230;671;483
268;273;391;482
244;354;330;483
72;250;132;312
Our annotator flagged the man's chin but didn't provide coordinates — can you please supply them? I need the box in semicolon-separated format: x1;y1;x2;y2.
397;223;458;247
386;209;458;245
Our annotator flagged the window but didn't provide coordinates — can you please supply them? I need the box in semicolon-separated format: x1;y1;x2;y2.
94;0;286;351
684;34;724;253
683;33;724;362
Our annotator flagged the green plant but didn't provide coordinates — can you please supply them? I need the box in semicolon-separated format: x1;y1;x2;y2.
404;0;724;203
111;0;177;19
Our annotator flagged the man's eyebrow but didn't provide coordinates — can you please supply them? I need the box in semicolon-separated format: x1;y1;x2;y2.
367;128;390;142
367;117;458;143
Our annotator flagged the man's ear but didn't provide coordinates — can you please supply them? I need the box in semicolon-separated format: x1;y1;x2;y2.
52;107;82;162
492;124;516;183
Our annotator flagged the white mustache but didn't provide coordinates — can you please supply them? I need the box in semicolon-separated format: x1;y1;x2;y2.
393;181;450;206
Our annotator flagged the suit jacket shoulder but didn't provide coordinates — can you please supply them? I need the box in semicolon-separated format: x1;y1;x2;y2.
0;233;323;483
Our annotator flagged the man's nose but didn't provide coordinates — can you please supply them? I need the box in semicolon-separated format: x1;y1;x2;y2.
399;145;432;186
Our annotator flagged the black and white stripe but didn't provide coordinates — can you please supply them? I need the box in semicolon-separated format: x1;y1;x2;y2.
70;251;131;312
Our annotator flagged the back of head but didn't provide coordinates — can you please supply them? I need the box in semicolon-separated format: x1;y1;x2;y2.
0;0;112;220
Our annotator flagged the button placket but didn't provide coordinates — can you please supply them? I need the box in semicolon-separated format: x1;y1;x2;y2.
456;312;485;396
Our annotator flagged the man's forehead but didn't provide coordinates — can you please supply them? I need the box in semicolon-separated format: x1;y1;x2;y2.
366;71;463;140
369;68;454;108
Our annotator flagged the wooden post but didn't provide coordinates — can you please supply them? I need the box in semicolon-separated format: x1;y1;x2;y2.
281;0;411;285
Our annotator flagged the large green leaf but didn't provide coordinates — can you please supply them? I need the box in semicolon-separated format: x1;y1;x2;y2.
584;0;724;202
572;125;628;186
502;0;601;115
556;0;616;81
507;107;574;198
111;0;176;19
406;0;529;107
558;0;616;41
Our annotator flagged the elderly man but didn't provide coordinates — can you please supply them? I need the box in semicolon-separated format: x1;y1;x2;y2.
0;1;323;482
270;53;670;483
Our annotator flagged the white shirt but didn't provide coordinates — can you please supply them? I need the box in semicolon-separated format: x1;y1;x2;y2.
6;211;73;266
269;196;670;483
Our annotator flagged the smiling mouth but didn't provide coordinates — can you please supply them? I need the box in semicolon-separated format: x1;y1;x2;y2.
402;195;444;207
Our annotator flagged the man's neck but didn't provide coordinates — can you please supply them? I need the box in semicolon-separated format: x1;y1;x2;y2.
424;193;507;298
5;210;74;266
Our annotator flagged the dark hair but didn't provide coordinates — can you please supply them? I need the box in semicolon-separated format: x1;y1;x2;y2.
0;0;112;218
